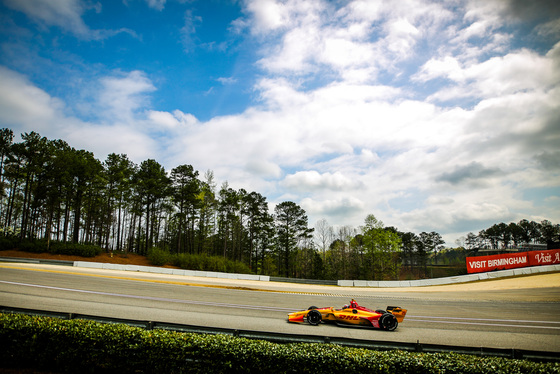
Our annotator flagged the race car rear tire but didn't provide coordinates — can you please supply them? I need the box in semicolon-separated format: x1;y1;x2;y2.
308;306;318;310
375;309;386;314
307;309;322;326
379;313;398;331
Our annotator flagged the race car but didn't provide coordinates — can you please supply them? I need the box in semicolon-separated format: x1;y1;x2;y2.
288;299;406;331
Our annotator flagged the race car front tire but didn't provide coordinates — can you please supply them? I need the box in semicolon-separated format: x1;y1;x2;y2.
307;309;322;326
379;313;398;331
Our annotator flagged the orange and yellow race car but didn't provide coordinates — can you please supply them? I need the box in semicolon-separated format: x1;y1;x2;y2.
288;299;406;331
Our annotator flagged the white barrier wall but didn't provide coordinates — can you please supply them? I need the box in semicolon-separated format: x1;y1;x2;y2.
73;261;558;287
73;261;270;281
337;264;560;287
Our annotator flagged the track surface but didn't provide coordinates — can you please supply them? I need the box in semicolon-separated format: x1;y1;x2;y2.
1;263;559;352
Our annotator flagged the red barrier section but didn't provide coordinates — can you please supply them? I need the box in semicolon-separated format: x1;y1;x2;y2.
466;249;560;273
466;252;529;273
527;249;560;266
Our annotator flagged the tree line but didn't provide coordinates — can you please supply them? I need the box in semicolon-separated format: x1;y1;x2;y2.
0;128;557;280
313;216;447;280
0;129;323;278
459;220;560;252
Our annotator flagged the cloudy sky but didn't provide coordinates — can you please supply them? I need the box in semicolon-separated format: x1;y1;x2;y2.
1;0;559;245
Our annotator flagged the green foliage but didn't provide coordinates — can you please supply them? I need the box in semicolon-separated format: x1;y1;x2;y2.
432;247;468;266
0;235;17;251
1;313;558;374
17;240;43;253
473;219;560;251
0;238;103;257
147;249;253;274
48;241;103;257
361;214;402;280
147;247;173;266
274;201;313;277
171;253;252;274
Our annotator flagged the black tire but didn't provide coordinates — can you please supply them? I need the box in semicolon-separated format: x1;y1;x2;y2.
375;309;386;314
307;309;322;326
379;313;398;331
308;306;318;310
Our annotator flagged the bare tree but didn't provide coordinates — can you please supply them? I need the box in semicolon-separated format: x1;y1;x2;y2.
314;218;334;261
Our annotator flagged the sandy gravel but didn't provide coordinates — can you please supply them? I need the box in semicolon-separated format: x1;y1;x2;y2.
409;272;560;291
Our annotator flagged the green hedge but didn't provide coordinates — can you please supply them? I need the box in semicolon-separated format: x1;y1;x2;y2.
147;247;173;266
1;313;558;374
0;237;103;257
48;241;103;257
148;247;252;274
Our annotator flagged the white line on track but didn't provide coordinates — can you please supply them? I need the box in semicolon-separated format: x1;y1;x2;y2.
408;315;560;324
407;318;560;330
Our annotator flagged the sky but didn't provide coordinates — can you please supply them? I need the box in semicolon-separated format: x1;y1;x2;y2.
0;0;559;246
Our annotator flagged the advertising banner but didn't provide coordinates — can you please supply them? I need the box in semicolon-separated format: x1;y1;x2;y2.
527;249;560;266
466;252;529;274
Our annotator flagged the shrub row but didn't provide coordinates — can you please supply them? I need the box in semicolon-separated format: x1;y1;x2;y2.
1;313;558;374
148;247;252;274
0;237;103;257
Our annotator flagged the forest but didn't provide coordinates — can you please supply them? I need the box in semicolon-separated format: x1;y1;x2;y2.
0;128;558;280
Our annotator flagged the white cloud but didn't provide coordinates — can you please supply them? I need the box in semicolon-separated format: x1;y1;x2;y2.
536;18;560;38
0;66;159;162
180;10;203;53
145;109;199;131
0;66;65;131
301;196;365;219
251;0;460;82
257;25;321;74
217;77;238;85
246;0;323;34
383;18;420;56
0;0;137;40
245;160;282;179
282;170;362;192
3;0;91;36
63;123;157;162
416;46;560;102
147;111;181;129
145;0;166;11
254;78;309;109
98;70;156;122
426;196;454;205
320;36;375;69
340;0;383;23
245;0;289;32
413;56;465;82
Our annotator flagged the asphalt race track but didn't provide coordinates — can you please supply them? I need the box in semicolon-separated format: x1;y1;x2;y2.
1;262;559;353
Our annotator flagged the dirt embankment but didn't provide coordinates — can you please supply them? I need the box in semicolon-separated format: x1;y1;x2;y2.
0;249;165;267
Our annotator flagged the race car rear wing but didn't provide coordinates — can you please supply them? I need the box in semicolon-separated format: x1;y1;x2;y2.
386;306;407;322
